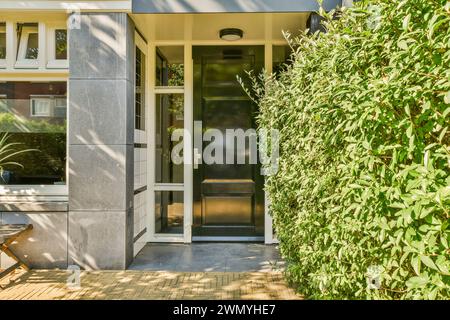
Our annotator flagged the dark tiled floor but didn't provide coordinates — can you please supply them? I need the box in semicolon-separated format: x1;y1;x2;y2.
129;243;285;272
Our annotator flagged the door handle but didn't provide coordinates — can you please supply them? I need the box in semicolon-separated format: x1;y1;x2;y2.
193;148;201;169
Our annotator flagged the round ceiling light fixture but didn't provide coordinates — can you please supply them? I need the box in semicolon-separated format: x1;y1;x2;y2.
219;28;244;41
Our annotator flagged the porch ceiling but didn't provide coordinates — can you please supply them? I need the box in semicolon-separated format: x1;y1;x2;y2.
131;12;310;42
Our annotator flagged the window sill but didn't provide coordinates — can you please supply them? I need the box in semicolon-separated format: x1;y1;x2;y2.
0;200;68;212
46;60;68;69
0;185;68;212
14;60;39;69
0;184;68;196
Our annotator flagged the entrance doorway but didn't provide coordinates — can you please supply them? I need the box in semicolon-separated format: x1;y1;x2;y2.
192;46;265;241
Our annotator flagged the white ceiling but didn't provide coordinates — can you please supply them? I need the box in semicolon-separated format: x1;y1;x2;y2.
132;12;309;42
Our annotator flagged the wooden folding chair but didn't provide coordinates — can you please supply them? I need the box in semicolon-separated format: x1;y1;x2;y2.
0;224;33;281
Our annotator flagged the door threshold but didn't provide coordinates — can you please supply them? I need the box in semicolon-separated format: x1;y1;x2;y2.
192;236;264;242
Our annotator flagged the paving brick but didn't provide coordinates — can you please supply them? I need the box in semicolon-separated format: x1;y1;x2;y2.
0;270;302;300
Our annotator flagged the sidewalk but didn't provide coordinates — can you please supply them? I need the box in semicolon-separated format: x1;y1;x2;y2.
0;270;302;300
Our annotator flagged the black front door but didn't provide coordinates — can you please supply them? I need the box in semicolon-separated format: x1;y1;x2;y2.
192;46;265;240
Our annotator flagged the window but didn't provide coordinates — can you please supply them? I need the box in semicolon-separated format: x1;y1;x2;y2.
0;22;6;61
30;96;66;117
16;23;39;68
30;98;52;116
47;26;68;69
135;47;145;130
155;93;184;184
152;45;185;240
0;82;67;185
25;33;38;59
54;29;67;60
156;46;184;87
54;98;67;118
155;191;184;234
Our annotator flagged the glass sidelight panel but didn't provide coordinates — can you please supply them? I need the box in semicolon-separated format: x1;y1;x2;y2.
155;46;184;87
155;93;184;183
155;191;184;234
150;44;186;241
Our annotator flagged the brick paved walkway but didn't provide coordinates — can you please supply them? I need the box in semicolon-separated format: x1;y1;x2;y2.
0;270;302;300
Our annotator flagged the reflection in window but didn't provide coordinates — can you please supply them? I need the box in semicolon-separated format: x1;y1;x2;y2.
156;46;184;87
0;82;67;185
0;23;6;60
155;191;184;234
273;45;293;76
155;94;184;184
55;29;67;60
135;47;145;130
31;98;52;116
54;98;67;118
25;33;38;59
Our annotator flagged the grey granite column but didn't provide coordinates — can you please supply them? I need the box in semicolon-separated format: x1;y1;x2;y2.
68;13;135;269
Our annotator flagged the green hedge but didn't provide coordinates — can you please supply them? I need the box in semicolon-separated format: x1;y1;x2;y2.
255;0;449;299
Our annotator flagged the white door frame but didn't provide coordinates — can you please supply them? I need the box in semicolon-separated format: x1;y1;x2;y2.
145;15;279;244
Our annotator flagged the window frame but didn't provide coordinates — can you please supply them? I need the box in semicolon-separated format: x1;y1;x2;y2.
30;96;53;117
28;94;67;118
0;79;68;199
155;46;185;89
15;24;40;69
54;96;67;118
148;44;188;242
46;22;68;69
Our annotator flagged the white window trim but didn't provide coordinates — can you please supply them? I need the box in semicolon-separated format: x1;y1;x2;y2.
147;42;192;244
30;96;53;117
0;23;6;69
29;94;67;117
0;185;68;203
1;18;68;73
0;185;68;197
15;25;40;69
0;78;68;197
46;23;68;69
154;87;184;94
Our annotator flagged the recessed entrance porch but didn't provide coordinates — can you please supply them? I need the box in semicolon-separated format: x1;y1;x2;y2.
131;12;308;247
129;243;284;272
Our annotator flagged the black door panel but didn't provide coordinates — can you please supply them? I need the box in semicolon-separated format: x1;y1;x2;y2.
192;46;265;240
